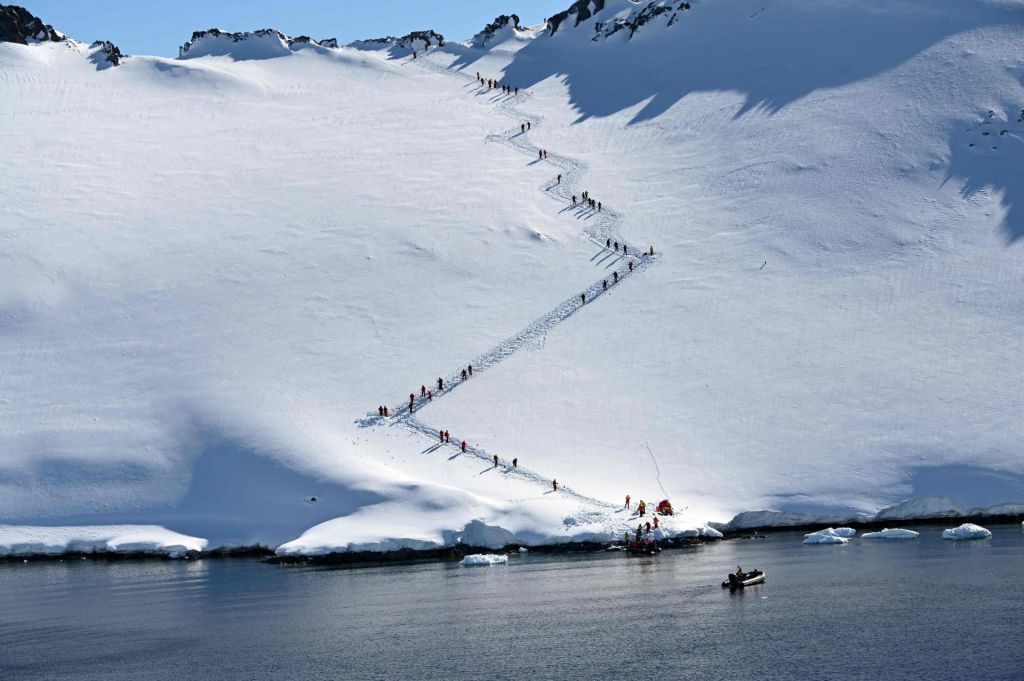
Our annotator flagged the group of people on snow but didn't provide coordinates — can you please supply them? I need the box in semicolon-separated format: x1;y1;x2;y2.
573;190;601;212
477;73;519;96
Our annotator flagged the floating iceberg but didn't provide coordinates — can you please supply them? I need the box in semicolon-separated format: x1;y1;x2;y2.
701;526;724;539
803;528;850;544
942;523;992;541
861;528;919;540
460;553;508;566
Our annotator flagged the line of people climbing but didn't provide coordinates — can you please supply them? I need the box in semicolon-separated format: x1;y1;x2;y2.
476;72;519;96
572;189;602;213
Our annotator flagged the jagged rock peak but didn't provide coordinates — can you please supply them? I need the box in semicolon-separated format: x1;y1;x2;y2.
89;40;124;66
547;0;692;38
593;0;691;40
178;28;339;59
0;4;65;44
472;14;522;47
547;0;606;35
351;29;444;50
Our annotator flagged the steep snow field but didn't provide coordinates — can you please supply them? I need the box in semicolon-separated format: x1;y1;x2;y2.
1;0;1023;554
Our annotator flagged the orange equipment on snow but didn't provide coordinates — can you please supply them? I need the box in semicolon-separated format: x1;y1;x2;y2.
656;499;674;516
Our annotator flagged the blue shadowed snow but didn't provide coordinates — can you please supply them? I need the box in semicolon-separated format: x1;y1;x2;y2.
7;438;384;548
480;0;1017;124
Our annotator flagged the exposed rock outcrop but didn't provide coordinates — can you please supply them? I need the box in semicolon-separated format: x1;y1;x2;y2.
471;14;521;48
595;0;691;40
0;4;64;44
547;0;692;40
178;28;339;59
89;40;123;66
350;29;445;51
547;0;606;36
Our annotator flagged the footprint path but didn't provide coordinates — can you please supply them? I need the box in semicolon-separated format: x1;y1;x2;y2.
370;52;660;509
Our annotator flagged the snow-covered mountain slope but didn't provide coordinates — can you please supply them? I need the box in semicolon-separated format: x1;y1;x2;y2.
1;0;1022;554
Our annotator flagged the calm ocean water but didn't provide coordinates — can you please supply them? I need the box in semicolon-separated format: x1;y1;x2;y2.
2;526;1022;681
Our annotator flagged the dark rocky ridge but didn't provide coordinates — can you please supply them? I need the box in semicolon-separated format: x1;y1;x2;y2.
0;4;63;44
90;40;123;66
596;0;691;40
472;14;521;47
547;0;606;35
178;28;339;58
353;29;445;50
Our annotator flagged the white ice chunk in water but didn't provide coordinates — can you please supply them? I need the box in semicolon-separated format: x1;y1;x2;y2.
460;553;509;566
861;528;919;539
942;523;991;540
803;528;850;544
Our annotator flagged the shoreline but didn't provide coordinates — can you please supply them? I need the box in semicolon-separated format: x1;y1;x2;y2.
5;515;1022;566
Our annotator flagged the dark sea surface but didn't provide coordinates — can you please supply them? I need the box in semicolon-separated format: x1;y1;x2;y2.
2;525;1022;680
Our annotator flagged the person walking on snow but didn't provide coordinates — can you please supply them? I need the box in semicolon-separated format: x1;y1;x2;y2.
427;390;432;401
438;377;444;391
581;293;586;304
515;87;519;95
539;150;543;160
557;174;561;184
572;195;577;204
614;241;618;251
378;406;384;417
521;123;525;133
606;238;611;248
421;385;426;397
623;245;627;256
649;246;654;256
527;121;531;130
628;261;634;272
439;429;444;442
444;430;450;443
468;364;473;376
461;368;468;380
493;454;499;467
383;405;389;417
613;271;618;283
625;494;631;509
512;458;518;468
653;516;660;528
598;201;602;211
602;280;607;291
552;479;558;492
461;440;467;453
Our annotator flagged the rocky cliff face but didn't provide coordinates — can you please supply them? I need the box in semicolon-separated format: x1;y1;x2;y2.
89;40;124;66
471;14;522;48
547;0;692;40
0;4;64;44
547;0;606;36
594;0;691;40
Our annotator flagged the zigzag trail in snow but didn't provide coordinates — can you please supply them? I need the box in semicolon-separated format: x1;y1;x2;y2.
370;51;659;510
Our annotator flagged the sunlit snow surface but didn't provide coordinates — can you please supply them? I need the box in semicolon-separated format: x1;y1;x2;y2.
1;0;1023;554
0;525;206;558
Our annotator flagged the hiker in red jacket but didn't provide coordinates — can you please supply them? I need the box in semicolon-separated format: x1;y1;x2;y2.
461;440;467;453
493;454;499;467
444;430;450;443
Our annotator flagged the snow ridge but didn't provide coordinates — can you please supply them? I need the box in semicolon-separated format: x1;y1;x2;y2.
373;54;656;508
